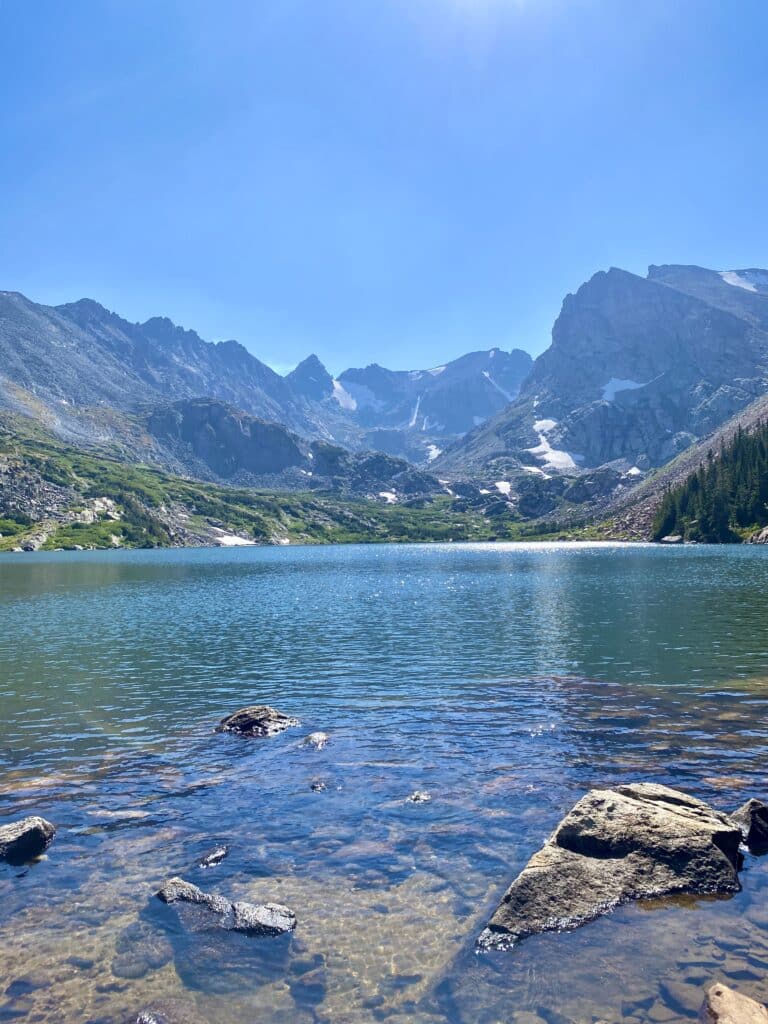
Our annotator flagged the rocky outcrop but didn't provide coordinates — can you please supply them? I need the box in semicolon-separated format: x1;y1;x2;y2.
0;816;56;863
436;264;768;480
700;982;768;1023
156;877;296;937
478;783;742;950
215;705;299;738
732;799;768;854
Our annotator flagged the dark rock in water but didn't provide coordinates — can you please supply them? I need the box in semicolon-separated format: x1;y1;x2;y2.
156;877;231;915
197;845;229;869
215;705;299;738
478;783;742;950
310;779;328;792
700;982;768;1023
732;799;768;855
0;816;56;864
155;877;295;937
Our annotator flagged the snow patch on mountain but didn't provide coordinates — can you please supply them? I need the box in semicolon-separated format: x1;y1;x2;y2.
527;418;582;472
720;270;758;292
331;379;357;411
482;370;514;403
601;378;647;402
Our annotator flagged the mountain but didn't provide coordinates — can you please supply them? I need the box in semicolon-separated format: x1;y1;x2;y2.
0;289;532;469
143;397;444;498
437;266;768;485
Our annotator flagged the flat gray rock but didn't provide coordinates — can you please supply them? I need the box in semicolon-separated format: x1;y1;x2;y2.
215;705;299;738
0;816;56;864
231;901;296;936
479;783;742;950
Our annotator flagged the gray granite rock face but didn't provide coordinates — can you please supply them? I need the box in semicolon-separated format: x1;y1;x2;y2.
479;783;742;950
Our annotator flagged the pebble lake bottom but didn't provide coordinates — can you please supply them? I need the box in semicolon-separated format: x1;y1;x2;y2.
1;542;768;1023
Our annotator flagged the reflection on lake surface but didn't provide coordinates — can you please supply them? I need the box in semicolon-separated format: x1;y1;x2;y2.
1;542;768;1022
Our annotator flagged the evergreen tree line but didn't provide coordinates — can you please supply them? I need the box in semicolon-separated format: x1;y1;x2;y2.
652;422;768;543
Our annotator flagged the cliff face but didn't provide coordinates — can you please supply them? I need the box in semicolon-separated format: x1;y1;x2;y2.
437;266;768;477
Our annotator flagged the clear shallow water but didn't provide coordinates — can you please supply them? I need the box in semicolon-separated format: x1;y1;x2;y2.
2;542;768;1022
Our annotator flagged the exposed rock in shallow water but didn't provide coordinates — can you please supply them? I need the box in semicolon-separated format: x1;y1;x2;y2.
408;791;432;804
155;876;296;937
303;731;329;749
731;799;768;855
700;982;768;1023
197;844;229;869
0;816;56;863
215;705;299;738
231;900;297;936
478;783;742;950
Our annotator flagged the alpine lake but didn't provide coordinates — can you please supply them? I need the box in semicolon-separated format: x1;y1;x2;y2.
2;542;768;1023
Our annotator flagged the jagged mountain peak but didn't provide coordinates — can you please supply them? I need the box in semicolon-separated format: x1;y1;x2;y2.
286;354;334;401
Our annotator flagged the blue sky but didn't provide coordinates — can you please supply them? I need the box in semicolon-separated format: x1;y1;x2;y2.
1;0;767;375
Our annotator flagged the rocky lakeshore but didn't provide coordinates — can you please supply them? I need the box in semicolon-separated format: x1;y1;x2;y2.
5;703;768;1023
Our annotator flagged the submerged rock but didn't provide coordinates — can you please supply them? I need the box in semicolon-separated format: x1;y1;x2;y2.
303;731;329;749
732;799;768;855
155;876;295;937
197;845;229;869
215;705;299;738
0;816;56;864
478;783;742;950
700;982;768;1023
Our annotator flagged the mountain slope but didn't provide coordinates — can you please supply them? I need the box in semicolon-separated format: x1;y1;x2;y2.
437;265;768;480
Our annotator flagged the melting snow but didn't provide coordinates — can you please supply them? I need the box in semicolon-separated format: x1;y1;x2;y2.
331;379;357;411
601;378;646;402
527;418;583;472
522;465;551;479
482;370;514;403
212;530;256;547
426;444;442;462
720;270;758;292
409;394;423;428
428;365;446;376
494;481;511;495
379;491;398;504
624;466;643;478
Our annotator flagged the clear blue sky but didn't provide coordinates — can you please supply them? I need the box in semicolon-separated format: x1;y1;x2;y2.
1;0;766;374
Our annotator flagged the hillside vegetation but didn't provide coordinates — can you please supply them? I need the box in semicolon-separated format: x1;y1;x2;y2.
0;431;531;552
652;423;768;543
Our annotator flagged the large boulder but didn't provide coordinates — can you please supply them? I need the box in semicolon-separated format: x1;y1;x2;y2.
0;816;56;864
215;705;299;738
156;877;295;937
731;799;768;854
478;783;742;950
700;982;768;1023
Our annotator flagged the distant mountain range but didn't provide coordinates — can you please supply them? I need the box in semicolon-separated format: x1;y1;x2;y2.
2;264;768;532
0;289;532;475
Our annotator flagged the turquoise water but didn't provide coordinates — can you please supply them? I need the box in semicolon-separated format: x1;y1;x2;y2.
1;542;768;1022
